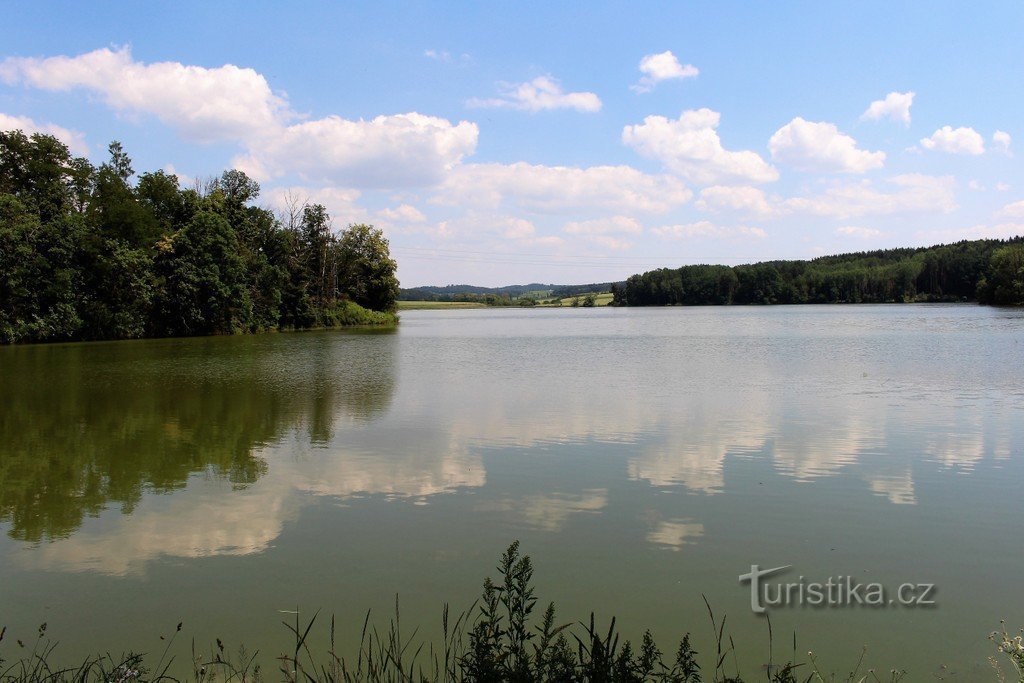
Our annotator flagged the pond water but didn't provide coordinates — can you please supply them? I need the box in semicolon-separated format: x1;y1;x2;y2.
1;305;1022;679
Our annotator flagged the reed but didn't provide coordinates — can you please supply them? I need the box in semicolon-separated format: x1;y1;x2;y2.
0;543;1014;682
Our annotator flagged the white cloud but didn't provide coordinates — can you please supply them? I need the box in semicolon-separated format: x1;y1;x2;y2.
233;112;479;188
997;200;1024;219
695;185;776;217
836;226;885;238
920;126;985;155
0;112;88;154
631;51;698;93
263;186;368;227
564;216;643;235
411;213;562;246
622;108;778;185
996;182;1011;192
769;117;885;173
433;162;692;214
1;47;478;190
424;49;471;65
589;235;635;250
467;75;601;113
968;180;985;191
378;204;427;223
0;46;288;144
652;221;767;239
783;174;957;218
993;130;1012;153
499;216;537;239
861;91;915;124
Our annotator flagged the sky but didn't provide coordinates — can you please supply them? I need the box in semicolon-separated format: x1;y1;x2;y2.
1;1;1022;287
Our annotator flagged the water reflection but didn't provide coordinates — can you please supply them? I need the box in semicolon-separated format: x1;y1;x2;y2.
2;306;1022;573
0;330;396;543
2;306;1023;678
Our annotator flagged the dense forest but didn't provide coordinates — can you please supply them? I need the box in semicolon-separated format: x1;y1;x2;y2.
0;131;399;344
615;238;1024;307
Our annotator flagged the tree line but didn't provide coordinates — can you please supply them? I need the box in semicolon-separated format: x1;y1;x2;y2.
0;131;399;344
614;238;1024;307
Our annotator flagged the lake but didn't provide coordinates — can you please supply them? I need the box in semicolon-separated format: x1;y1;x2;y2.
1;305;1022;680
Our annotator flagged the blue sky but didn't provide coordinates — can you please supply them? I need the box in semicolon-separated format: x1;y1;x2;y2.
2;1;1022;286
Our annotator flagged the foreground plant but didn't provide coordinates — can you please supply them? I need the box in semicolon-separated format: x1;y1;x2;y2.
0;543;1011;682
991;622;1024;683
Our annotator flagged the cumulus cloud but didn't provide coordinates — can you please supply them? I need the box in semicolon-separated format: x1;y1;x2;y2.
695;185;776;217
1;47;478;189
920;126;985;155
836;226;885;238
784;174;957;218
467;75;601;113
997;200;1024;219
413;213;562;246
262;186;368;227
631;51;698;93
0;112;88;154
378;204;427;223
769;117;885;173
232;113;479;187
861;91;915;124
0;46;289;144
652;221;766;239
564;216;643;235
993;130;1012;153
622;108;778;185
433;162;692;214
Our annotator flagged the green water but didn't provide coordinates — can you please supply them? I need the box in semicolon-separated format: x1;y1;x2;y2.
1;305;1022;680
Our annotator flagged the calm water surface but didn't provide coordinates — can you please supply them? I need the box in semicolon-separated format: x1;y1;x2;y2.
1;305;1023;679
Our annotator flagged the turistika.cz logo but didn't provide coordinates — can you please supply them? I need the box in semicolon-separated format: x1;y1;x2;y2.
739;564;936;614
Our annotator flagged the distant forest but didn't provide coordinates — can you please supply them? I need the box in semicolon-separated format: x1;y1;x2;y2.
614;238;1024;307
400;282;615;302
0;131;399;344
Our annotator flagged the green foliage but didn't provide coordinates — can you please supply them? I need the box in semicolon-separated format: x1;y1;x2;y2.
155;211;250;336
622;239;1024;307
0;132;399;344
978;244;1024;305
338;224;400;313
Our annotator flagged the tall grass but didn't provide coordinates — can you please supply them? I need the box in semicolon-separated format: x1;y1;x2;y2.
0;543;1017;682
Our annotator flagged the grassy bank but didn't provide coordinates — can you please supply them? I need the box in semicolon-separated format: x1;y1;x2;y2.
2;543;1020;682
310;300;398;327
397;300;489;310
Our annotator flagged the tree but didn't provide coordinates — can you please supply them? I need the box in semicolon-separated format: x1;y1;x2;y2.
338;224;399;312
90;142;160;247
155;211;249;336
979;244;1024;305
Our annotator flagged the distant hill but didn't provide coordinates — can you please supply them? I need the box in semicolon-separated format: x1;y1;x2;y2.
399;281;621;301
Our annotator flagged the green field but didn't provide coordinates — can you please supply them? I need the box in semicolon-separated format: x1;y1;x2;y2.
396;300;489;310
538;292;614;307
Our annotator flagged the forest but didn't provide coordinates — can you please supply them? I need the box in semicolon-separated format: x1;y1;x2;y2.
0;131;399;344
614;238;1024;307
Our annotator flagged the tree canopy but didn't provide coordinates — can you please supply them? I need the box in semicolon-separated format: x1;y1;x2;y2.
616;238;1024;307
0;131;398;344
